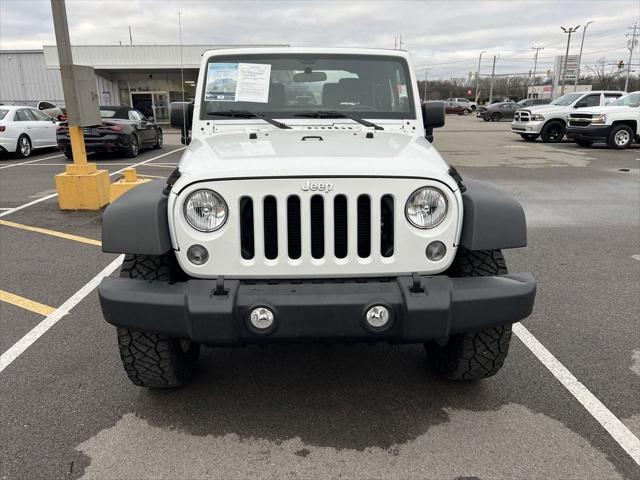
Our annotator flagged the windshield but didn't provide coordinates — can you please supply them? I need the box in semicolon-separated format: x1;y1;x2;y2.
0;109;8;120
201;54;414;120
608;92;640;107
550;93;584;106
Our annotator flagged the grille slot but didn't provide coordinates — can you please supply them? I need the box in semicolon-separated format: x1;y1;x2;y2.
334;195;348;258
287;196;302;259
380;195;394;257
357;195;371;258
310;195;325;259
263;196;278;260
239;197;254;259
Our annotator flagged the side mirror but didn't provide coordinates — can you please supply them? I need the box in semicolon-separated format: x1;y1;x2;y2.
170;102;194;145
421;101;445;142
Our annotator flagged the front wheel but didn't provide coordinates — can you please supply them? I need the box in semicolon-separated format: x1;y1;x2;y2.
491;112;502;122
540;121;565;143
607;124;634;149
425;248;513;381
462;109;471;116
116;253;199;388
520;134;539;142
153;129;163;149
124;134;139;158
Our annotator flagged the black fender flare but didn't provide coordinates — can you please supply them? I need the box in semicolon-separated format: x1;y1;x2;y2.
102;180;172;255
459;179;527;250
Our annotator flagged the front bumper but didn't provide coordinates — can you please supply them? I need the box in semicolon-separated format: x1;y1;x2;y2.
98;273;536;345
511;121;544;134
566;125;611;142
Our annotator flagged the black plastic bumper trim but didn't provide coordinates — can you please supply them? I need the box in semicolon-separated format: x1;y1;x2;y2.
98;273;536;345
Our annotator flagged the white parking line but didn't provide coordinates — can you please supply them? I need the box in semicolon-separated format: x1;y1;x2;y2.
0;154;64;170
0;255;124;374
513;323;640;465
632;254;640;261
0;147;184;219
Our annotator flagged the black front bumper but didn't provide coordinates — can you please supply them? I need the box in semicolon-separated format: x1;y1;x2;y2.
566;125;611;142
98;274;536;345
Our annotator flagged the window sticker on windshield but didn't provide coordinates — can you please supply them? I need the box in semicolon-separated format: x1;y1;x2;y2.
206;63;239;101
206;62;271;103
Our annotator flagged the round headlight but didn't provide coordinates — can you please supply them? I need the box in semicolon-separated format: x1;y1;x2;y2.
184;189;228;232
405;187;448;229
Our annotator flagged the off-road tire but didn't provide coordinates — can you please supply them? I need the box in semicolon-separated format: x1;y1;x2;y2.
540;120;565;143
116;253;199;388
520;133;539;142
425;248;513;381
575;139;593;147
124;134;140;158
607;124;634;149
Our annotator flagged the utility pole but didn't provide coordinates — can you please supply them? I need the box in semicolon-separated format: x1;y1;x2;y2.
560;25;580;96
575;20;593;87
488;55;497;104
423;67;430;101
624;23;638;92
531;46;544;86
398;34;403;50
475;50;486;103
128;26;133;45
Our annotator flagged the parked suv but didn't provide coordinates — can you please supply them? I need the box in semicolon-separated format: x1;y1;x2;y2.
98;48;536;388
566;91;640;149
446;97;478;111
511;90;624;142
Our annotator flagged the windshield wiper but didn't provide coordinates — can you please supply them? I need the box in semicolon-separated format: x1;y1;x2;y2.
205;109;291;129
293;110;384;130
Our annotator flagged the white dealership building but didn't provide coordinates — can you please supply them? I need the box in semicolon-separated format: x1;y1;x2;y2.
0;44;286;122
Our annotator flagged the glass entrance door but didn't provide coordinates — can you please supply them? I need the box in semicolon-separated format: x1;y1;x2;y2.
152;92;169;123
130;91;169;123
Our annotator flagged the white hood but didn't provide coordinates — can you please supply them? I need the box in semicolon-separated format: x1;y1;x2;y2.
175;129;458;191
519;104;567;114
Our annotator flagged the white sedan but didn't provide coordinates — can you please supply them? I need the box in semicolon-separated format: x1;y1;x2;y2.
0;105;58;158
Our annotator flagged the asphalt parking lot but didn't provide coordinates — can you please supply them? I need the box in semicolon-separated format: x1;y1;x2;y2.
0;118;638;480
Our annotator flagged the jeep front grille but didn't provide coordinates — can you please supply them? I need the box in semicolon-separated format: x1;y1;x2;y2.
239;193;394;261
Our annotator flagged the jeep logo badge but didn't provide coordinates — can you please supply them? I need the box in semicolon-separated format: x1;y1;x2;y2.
301;180;333;193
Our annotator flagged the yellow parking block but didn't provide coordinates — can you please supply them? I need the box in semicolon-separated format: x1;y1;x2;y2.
109;168;151;203
0;290;56;316
0;219;101;246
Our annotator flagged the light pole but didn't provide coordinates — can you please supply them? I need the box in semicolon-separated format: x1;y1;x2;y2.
475;50;486;103
531;46;544;87
575;20;593;87
488;55;498;104
560;25;580;96
624;23;638;92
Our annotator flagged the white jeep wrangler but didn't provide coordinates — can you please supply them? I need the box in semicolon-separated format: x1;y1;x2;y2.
98;48;536;388
566;91;640;149
511;90;624;142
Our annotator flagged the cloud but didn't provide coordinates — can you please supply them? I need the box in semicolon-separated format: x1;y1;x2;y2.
0;0;638;78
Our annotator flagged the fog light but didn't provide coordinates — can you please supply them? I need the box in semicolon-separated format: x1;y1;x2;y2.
365;305;390;329
187;244;209;265
426;241;447;261
249;307;274;331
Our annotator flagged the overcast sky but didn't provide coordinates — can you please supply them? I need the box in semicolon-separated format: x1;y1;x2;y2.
1;0;638;78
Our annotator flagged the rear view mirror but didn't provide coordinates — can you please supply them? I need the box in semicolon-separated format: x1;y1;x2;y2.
170;102;194;144
421;101;445;142
293;71;328;82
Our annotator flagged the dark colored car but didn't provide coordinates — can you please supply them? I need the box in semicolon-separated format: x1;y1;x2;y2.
517;98;552;108
444;101;472;115
57;106;162;159
476;101;519;121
